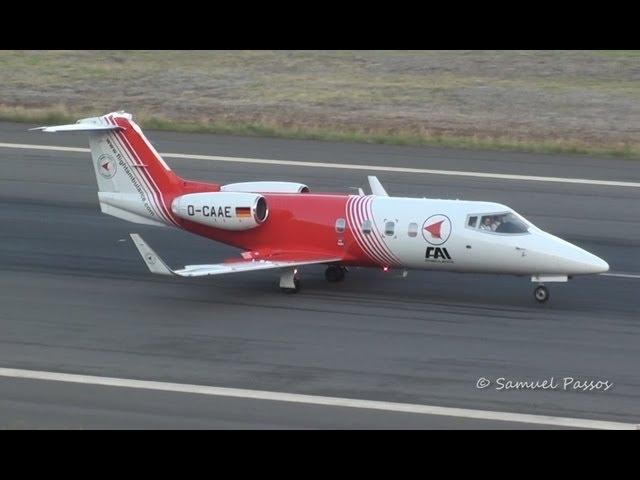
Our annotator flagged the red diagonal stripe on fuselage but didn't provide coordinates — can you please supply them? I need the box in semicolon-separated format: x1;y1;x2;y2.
354;196;394;266
365;197;401;266
347;196;379;265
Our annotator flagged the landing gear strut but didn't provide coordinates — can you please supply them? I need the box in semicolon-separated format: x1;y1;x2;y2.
534;285;549;303
280;268;301;293
325;265;346;282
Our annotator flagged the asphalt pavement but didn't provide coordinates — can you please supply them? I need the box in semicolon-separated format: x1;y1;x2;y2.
0;121;638;428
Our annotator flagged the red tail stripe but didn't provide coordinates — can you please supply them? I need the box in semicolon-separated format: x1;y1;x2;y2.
110;116;180;227
113;129;176;226
104;117;172;225
106;116;173;226
109;115;173;220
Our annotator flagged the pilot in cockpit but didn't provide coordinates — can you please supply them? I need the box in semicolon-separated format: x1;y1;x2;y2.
480;216;493;230
490;215;502;231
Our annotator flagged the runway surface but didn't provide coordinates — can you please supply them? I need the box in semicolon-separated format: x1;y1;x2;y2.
1;121;639;429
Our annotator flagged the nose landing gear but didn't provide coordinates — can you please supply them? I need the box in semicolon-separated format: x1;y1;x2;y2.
534;285;549;303
531;275;567;303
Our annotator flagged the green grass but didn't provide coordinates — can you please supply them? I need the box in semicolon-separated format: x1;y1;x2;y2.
2;50;637;158
3;104;638;158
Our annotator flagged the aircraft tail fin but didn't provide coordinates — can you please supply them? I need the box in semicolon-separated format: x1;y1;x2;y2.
32;111;184;228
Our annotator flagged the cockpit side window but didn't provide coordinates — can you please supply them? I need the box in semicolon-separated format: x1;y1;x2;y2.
476;212;528;234
467;216;478;228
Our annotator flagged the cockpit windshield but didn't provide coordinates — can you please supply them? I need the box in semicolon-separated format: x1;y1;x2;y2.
473;212;529;234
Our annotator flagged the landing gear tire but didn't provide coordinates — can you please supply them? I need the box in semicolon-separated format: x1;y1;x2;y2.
281;278;301;294
325;265;345;283
534;285;549;303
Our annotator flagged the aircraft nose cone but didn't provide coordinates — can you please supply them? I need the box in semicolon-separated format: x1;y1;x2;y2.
567;246;609;274
537;232;609;275
588;255;609;274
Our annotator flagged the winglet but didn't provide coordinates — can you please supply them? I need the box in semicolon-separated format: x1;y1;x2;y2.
367;176;389;196
129;234;175;275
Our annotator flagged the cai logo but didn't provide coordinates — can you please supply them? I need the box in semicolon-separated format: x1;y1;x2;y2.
422;214;452;245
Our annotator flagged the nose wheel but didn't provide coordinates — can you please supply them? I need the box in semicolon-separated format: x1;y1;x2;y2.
534;285;549;303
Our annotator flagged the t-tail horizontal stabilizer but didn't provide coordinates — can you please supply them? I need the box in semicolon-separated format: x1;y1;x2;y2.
29;123;124;133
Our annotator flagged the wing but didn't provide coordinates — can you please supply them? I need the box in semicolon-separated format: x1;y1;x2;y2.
129;234;341;277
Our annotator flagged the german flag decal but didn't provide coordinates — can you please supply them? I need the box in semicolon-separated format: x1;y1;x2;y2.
236;207;252;218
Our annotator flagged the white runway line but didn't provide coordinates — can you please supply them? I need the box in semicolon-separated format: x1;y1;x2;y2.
2;142;640;188
0;367;636;430
601;272;640;279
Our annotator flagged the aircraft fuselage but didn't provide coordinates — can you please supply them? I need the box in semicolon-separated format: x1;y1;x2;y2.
176;193;608;277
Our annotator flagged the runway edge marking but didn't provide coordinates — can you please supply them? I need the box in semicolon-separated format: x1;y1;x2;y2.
3;142;640;188
0;367;636;430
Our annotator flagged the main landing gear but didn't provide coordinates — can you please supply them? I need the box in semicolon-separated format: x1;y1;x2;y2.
280;268;301;293
325;265;346;283
279;265;347;293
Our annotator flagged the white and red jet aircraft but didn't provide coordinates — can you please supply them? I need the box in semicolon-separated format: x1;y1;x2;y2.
33;111;609;302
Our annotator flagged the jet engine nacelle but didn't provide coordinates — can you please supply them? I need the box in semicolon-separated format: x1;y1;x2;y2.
171;192;268;230
221;181;309;194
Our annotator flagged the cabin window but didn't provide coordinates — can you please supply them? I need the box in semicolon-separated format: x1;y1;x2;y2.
335;218;346;233
408;222;418;237
385;221;395;236
362;219;372;234
467;216;478;228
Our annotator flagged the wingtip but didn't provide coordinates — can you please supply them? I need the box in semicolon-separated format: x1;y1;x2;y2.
129;233;174;276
